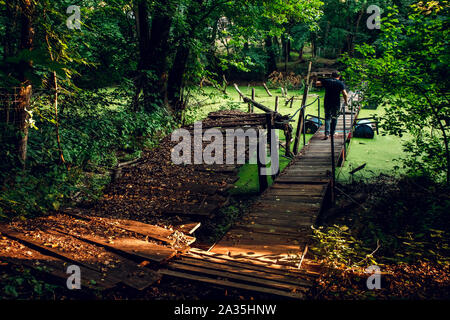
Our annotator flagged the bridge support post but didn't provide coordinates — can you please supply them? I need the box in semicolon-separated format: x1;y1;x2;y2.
257;128;269;193
343;104;346;162
330;118;337;206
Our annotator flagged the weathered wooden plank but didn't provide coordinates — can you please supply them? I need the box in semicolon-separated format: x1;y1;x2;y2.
270;183;325;191
179;255;313;285
260;195;322;204
48;228;163;290
88;217;177;246
159;269;305;299
254;200;321;212
67;233;176;264
234;223;312;237
167;262;309;292
243;213;315;225
174;222;201;235
213;231;305;257
266;189;324;197
187;249;317;276
0;248;118;290
177;257;311;287
163;202;219;216
0;227;161;290
275;176;330;183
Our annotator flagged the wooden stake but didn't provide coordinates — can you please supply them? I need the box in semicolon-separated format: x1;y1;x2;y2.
257;129;268;193
263;82;272;97
251;88;255;113
293;61;312;154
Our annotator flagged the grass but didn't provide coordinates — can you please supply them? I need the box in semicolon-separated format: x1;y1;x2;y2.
190;85;324;194
337;106;409;183
190;85;410;192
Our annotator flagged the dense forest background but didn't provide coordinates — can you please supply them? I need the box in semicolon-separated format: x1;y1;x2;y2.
0;0;449;300
0;0;448;218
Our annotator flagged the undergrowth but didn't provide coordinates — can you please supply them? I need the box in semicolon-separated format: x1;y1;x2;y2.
0;87;175;219
310;174;450;299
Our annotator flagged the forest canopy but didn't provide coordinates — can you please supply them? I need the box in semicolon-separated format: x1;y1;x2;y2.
0;0;448;215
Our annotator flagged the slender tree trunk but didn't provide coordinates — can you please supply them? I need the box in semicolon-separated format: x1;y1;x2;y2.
133;0;174;112
13;0;34;166
4;0;18;61
287;38;291;62
146;1;174;109
167;42;190;114
45;31;65;166
311;34;317;57
136;0;151;70
351;8;364;57
52;71;65;165
265;36;277;75
419;88;450;185
298;44;304;61
133;0;151;111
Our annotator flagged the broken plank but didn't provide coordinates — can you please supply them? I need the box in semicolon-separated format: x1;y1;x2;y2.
260;195;322;203
187;249;317;276
0;248;118;291
159;269;305;299
177;256;312;287
66;233;176;264
174;222;201;235
167;262;309;293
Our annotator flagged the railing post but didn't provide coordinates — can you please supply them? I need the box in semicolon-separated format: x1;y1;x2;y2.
342;103;346;161
251;88;255;113
318;97;320;120
330;118;336;206
302;108;306;147
257;128;268;193
350;97;354;135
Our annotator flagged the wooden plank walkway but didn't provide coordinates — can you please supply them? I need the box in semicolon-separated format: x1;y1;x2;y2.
162;94;361;299
0;99;361;298
0;214;196;291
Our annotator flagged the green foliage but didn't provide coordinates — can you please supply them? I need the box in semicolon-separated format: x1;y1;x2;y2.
342;2;450;184
313;176;450;269
0;87;174;218
311;225;378;268
1;266;59;299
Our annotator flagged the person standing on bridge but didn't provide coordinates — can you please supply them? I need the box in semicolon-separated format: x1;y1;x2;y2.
315;71;348;140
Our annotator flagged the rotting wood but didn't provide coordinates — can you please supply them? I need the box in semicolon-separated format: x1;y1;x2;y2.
64;232;176;264
0;247;119;290
0;226;161;290
263;83;272;97
176;256;312;287
166;262;309;293
187;249;317;276
158;269;306;299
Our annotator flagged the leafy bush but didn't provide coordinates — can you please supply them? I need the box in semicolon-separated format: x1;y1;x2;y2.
0;87;174;219
311;225;378;268
267;71;304;90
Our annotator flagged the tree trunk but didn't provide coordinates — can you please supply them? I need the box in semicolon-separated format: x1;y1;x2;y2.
134;0;174;112
287;38;291;62
167;42;190;114
4;0;18;61
311;34;317;57
298;44;304;61
146;2;174;109
133;0;151;111
136;0;151;70
13;0;34;166
265;36;277;75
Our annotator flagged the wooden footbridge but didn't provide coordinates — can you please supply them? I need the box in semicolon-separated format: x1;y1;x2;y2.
0;84;362;299
161;91;362;299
